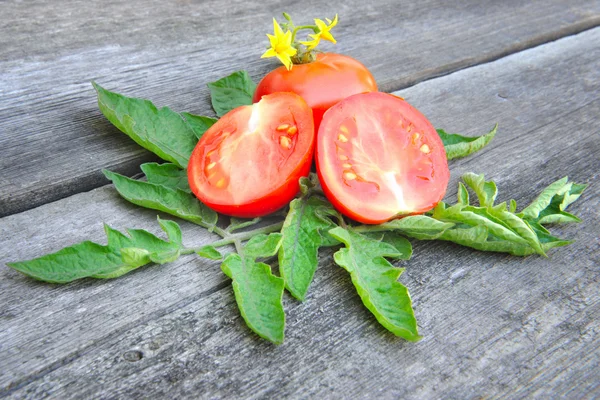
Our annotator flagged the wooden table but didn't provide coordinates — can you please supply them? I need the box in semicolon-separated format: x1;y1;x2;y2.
1;1;599;398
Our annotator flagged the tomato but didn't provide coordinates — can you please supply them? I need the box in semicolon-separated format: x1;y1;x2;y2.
188;92;314;217
253;53;377;132
316;92;450;224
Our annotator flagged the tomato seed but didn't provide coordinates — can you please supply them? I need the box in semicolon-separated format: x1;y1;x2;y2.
342;163;352;169
338;134;348;143
412;133;420;144
420;144;431;154
276;124;290;131
279;136;292;149
287;126;297;135
206;162;216;170
340;125;349;134
338;154;349;160
343;171;357;180
215;178;226;188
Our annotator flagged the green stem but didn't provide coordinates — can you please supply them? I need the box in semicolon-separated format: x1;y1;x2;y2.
291;24;318;43
181;221;284;255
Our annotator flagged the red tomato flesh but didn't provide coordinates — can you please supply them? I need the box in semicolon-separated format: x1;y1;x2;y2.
188;92;314;217
316;92;450;224
253;53;377;132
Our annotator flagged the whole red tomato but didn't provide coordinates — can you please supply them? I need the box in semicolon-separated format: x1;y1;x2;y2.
253;53;377;131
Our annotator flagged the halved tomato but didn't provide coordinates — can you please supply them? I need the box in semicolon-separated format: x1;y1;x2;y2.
316;92;450;224
188;92;314;217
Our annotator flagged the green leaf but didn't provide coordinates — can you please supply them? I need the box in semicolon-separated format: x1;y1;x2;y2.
7;220;184;283
244;233;283;259
519;177;586;225
279;196;340;300
140;162;191;193
93;82;198;168
196;245;223;260
208;71;256;117
181;113;218;139
329;227;420;342
437;124;497;160
376;215;454;240
221;253;285;344
103;169;218;228
462;172;498;208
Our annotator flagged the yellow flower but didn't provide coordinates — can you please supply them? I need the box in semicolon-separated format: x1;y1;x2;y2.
261;18;297;70
300;14;338;50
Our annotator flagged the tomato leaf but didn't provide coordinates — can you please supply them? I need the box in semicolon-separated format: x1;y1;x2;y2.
181;113;218;139
7;218;184;283
438;124;497;160
93;82;198;168
196;245;223;260
221;252;285;344
244;233;283;259
279;195;340;301
227;217;263;232
375;215;454;240
329;227;420;342
519;177;586;225
208;71;256;117
103;169;218;228
140;162;191;193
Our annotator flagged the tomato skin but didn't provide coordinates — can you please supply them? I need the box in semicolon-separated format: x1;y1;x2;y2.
316;92;450;224
188;92;314;218
253;53;377;131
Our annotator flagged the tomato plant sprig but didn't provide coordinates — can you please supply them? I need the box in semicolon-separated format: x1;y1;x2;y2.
5;77;586;344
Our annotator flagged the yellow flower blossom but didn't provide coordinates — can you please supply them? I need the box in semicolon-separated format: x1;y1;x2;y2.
261;18;297;70
300;14;338;50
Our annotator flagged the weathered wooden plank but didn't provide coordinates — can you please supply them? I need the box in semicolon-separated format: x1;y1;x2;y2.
1;0;599;216
1;26;599;398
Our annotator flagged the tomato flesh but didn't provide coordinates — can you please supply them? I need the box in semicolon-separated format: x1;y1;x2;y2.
253;53;377;132
316;92;450;224
188;92;314;217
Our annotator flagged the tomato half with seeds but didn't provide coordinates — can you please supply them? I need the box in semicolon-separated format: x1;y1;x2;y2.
316;92;450;224
188;92;314;217
253;53;377;132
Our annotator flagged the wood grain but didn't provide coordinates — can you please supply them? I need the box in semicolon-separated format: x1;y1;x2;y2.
1;0;599;216
1;27;599;398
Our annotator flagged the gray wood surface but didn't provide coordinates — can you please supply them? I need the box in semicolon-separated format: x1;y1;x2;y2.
1;25;598;398
1;0;599;216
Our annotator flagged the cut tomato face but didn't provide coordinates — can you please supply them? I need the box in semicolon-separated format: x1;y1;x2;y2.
188;92;314;217
316;92;450;224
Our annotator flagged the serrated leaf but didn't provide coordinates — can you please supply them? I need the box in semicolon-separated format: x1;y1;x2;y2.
244;233;283;259
329;227;420;341
196;245;223;260
8;220;184;283
279;196;340;300
520;178;586;226
141;162;191;193
437;124;497;160
520;177;570;219
208;71;256;117
221;253;285;344
103;170;217;228
457;182;470;206
377;215;454;240
93;82;198;168
362;232;412;260
181;113;218;139
462;172;498;208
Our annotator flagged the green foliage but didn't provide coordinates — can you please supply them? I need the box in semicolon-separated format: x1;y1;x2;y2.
103;169;218;228
329;227;420;341
181;113;218;139
438;124;497;160
7;218;184;283
221;234;285;344
140;162;191;193
207;71;257;117
279;193;339;300
93;82;198;168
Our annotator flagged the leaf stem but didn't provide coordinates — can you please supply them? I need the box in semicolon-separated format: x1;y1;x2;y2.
181;221;284;255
